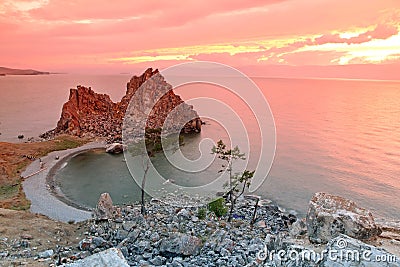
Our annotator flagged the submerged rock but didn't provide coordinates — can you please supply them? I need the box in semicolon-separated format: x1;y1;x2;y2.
306;192;382;244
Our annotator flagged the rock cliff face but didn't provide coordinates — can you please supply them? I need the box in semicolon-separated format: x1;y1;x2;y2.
41;68;201;142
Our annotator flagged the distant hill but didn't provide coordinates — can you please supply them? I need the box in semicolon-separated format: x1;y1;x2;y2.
0;67;50;76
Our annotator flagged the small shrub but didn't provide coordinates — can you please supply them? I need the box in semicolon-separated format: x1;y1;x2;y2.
211;140;254;222
207;198;228;218
197;208;207;220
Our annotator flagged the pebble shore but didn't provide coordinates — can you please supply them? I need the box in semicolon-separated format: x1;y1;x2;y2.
76;196;299;267
21;142;106;222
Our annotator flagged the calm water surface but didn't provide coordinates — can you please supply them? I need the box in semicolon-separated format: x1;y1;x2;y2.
1;75;399;219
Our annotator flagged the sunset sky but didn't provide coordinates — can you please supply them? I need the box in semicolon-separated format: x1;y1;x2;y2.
1;0;400;79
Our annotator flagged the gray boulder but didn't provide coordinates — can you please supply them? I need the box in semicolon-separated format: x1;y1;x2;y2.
160;233;202;257
307;192;382;243
93;193;121;220
290;219;308;238
257;235;399;267
320;234;400;266
62;248;129;267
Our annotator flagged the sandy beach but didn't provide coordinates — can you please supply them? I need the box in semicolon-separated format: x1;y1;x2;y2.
21;141;106;222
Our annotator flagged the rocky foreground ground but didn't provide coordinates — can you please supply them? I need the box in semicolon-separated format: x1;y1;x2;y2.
0;192;399;267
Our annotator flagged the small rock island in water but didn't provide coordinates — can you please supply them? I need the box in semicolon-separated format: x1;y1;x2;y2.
40;68;201;143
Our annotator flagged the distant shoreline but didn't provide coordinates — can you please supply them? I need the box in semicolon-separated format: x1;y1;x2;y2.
0;72;51;76
0;73;50;76
0;66;50;76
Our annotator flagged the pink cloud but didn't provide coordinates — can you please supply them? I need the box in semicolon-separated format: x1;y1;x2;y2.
28;0;287;25
315;24;399;45
191;51;266;66
347;24;398;43
28;0;173;20
314;34;344;45
0;0;400;73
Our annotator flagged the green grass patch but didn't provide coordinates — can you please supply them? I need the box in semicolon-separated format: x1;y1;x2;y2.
10;201;31;211
0;184;19;200
40;136;87;156
197;207;207;220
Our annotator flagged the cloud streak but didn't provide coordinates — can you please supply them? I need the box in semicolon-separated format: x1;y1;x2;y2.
315;24;398;45
0;0;399;73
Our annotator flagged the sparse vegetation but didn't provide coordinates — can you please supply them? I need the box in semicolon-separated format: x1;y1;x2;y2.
197;207;207;220
0;135;89;210
133;128;184;215
207;197;228;218
211;140;254;222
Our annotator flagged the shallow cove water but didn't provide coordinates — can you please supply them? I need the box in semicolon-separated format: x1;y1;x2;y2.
54;78;400;220
55;149;137;208
1;75;398;219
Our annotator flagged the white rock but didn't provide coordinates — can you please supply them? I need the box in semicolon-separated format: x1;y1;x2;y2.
105;143;125;154
62;248;129;267
38;249;53;258
320;234;400;267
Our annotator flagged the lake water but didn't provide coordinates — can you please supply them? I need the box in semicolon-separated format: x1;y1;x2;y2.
1;74;399;219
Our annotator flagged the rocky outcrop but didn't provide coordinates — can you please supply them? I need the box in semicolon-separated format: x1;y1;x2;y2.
306;192;382;244
41;68;201;142
53;85;118;139
123;70;201;141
